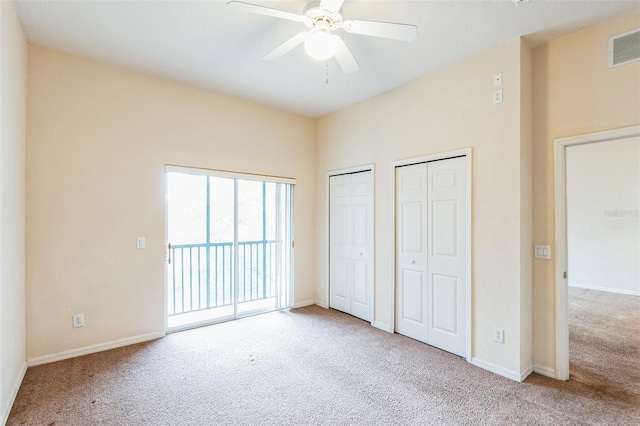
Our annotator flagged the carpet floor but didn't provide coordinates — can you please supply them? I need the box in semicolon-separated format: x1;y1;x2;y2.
8;290;640;425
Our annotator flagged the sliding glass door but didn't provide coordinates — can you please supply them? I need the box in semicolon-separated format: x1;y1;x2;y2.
165;167;294;330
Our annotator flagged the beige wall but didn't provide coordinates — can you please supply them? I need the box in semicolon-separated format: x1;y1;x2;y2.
566;138;639;295
316;38;532;377
532;11;640;371
26;46;316;359
0;1;27;422
519;39;533;374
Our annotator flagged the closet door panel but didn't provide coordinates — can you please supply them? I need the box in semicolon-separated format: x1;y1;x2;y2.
395;164;429;342
349;171;373;322
329;175;351;314
427;157;467;357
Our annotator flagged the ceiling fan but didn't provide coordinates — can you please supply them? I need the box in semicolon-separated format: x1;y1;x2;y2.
227;0;418;73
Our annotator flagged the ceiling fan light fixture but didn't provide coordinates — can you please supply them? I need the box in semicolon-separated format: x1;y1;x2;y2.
227;0;417;73
304;29;337;60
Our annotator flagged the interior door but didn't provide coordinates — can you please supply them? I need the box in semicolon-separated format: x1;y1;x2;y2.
426;157;467;357
395;164;429;342
329;170;373;322
349;171;373;322
329;174;351;314
395;156;468;357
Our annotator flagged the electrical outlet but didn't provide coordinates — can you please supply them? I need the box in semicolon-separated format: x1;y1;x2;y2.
492;89;503;104
73;313;84;328
493;327;504;343
534;245;551;259
320;280;325;289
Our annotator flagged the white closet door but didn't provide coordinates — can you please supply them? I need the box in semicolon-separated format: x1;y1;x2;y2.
395;164;429;342
329;175;351;314
427;157;467;357
329;171;373;322
395;157;468;357
349;171;373;322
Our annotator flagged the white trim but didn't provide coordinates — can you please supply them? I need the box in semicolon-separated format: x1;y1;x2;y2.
390;148;473;362
373;321;393;333
288;186;295;310
26;332;166;367
554;125;640;381
315;300;328;309
166;306;297;334
325;164;376;325
471;357;528;382
233;179;239;319
520;365;534;382
166;316;234;334
1;361;27;426
165;164;297;185
532;363;556;379
569;282;640;297
465;151;473;363
164;171;169;333
292;300;316;309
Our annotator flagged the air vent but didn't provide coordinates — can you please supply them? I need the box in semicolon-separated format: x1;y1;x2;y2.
609;28;640;68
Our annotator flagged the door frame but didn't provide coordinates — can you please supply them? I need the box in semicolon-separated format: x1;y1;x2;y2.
325;164;375;324
390;148;472;362
553;125;640;380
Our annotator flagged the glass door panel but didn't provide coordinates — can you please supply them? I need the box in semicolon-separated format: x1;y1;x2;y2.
236;180;290;316
167;173;236;328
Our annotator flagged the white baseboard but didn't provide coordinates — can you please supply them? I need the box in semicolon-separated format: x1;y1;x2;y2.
471;357;527;382
532;363;556;378
373;321;393;333
569;282;640;297
314;300;328;309
520;364;533;381
292;300;315;309
27;332;166;367
1;360;27;426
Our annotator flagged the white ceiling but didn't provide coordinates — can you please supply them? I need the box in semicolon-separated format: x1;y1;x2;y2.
14;0;640;118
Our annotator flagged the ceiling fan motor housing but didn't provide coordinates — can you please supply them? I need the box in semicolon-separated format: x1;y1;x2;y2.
303;1;343;30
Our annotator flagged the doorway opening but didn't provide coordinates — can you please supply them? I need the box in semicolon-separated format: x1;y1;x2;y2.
165;166;294;331
554;125;640;381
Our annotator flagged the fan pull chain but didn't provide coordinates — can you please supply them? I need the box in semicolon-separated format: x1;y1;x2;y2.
325;60;329;84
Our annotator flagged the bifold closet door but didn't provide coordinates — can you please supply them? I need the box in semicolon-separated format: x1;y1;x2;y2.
395;164;429;340
395;157;467;357
329;171;373;322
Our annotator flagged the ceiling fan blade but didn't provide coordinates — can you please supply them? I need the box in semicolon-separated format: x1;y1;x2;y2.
334;36;359;74
227;1;304;22
263;32;309;61
320;0;345;13
342;19;418;42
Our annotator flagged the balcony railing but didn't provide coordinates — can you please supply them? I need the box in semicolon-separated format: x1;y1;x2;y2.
168;240;279;316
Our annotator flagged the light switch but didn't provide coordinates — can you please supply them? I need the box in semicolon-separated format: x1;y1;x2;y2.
137;237;146;249
535;245;551;259
493;72;503;87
